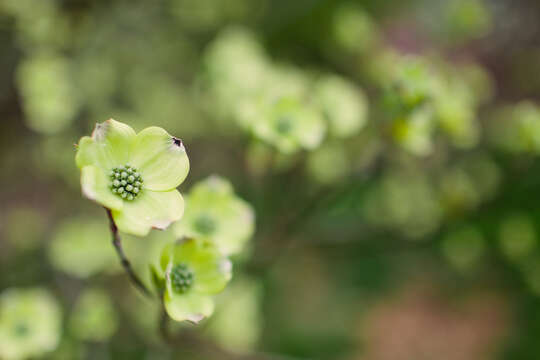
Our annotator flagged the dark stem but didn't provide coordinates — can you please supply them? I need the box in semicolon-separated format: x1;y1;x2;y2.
159;292;173;342
105;208;152;298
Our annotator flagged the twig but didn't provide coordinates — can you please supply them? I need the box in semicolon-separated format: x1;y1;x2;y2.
159;293;173;342
105;208;152;298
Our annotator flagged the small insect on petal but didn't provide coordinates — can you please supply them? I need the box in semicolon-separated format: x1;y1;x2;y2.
172;137;183;147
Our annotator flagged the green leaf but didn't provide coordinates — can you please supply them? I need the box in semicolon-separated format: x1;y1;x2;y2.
111;189;184;236
76;119;136;171
80;165;123;210
130;127;190;191
163;291;214;323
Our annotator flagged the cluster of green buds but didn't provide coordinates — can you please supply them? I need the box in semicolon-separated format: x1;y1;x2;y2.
109;165;143;201
170;263;194;294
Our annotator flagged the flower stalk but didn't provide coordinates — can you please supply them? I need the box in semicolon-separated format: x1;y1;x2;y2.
105;208;152;298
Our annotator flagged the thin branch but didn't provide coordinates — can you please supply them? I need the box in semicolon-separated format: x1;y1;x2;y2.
105;208;152;298
159;293;173;343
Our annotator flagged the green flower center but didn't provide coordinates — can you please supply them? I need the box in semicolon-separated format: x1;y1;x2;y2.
170;263;194;294
109;164;143;201
14;322;29;337
276;116;293;134
194;214;217;235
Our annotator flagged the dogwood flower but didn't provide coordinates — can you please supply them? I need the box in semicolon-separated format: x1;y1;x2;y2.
0;288;62;360
174;175;254;256
75;119;189;236
158;238;232;323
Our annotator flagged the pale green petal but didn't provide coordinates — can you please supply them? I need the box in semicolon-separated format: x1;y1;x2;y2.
160;243;174;272
112;189;184;236
80;166;123;210
170;239;232;295
171;238;201;264
130;127;189;191
164;291;214;323
192;256;232;295
75;119;136;171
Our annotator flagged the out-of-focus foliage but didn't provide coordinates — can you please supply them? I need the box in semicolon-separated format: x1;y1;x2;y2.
16;53;80;134
69;288;118;342
2;0;540;358
48;217;118;278
205;276;263;352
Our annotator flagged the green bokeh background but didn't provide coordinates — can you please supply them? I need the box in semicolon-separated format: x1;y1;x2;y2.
2;0;540;359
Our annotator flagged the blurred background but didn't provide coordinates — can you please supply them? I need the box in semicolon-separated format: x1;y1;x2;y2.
2;0;540;358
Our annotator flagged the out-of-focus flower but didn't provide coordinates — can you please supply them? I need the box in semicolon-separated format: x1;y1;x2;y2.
444;0;493;41
435;87;479;149
378;56;440;155
432;62;490;149
124;71;203;135
363;171;442;238
158;239;232;323
331;3;379;53
69;288;118;342
383;57;439;114
0;0;70;50
314;74;368;138
438;167;481;216
48;217;118;278
0;288;62;360
442;225;485;271
499;213;536;262
458;63;494;105
251;97;326;154
391;106;435;156
458;153;501;202
306;143;350;184
203;27;329;154
203;26;269;115
75;119;189;236
206;277;263;352
378;54;487;154
488;102;540;154
174;176;254;256
16;53;80;134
